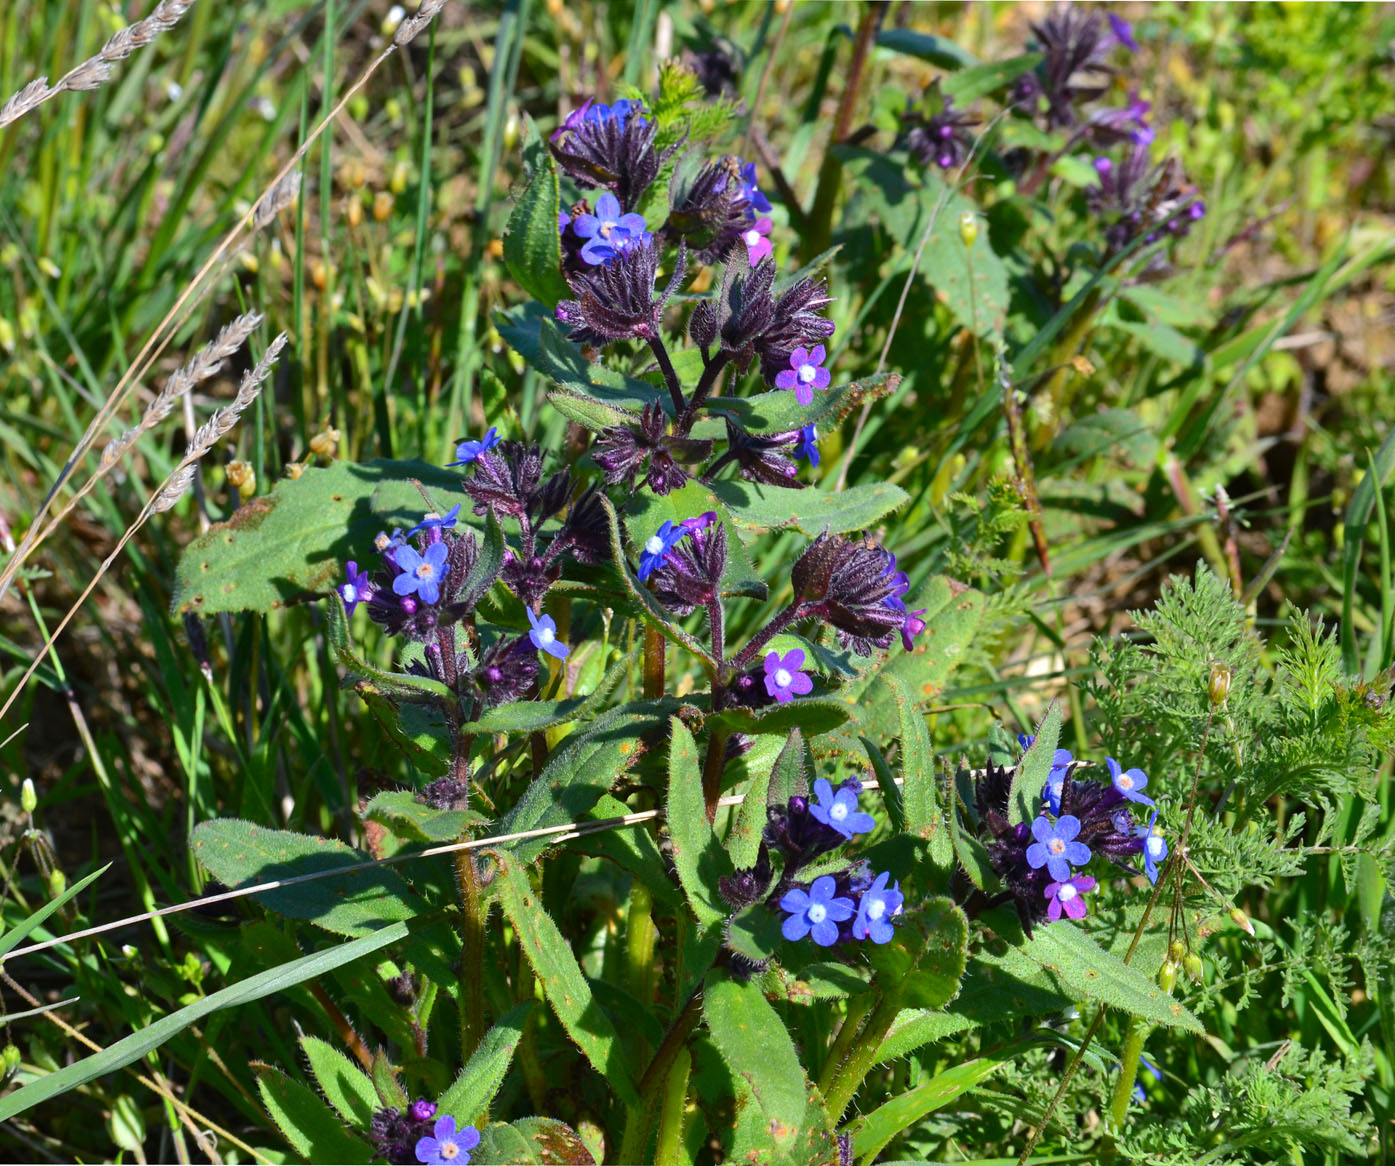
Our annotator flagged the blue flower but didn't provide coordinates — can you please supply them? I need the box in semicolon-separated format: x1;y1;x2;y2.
763;649;813;703
527;608;570;660
392;542;449;605
809;777;876;840
573;192;650;266
1026;814;1091;882
1107;13;1139;52
374;528;407;554
1135;808;1168;884
852;871;903;944
779;875;855;947
449;427;501;466
795;424;820;467
407;504;462;538
415;1115;480;1166
637;519;687;581
880;552;911;612
338;561;373;614
738;161;773;215
1106;756;1153;806
1044;750;1075;814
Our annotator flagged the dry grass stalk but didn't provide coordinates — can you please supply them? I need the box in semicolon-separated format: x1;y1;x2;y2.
186;333;288;458
0;1;197;129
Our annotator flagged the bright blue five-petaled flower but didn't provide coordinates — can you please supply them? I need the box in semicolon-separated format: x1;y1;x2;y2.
779;875;854;947
809;777;876;840
1026;814;1091;882
392;542;449;605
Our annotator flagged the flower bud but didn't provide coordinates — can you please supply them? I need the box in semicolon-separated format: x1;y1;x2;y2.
284;462;305;481
2;1045;20;1080
226;460;255;494
1157;959;1179;993
1229;906;1255;936
1183;953;1204;982
958;210;978;249
1209;663;1231;706
309;425;341;459
345;195;363;229
1168;939;1185;964
48;868;67;898
21;778;37;814
373;190;394;222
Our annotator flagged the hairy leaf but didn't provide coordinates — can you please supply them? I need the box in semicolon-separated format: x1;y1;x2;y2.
666;717;730;925
503;115;570;308
439;1002;534;1124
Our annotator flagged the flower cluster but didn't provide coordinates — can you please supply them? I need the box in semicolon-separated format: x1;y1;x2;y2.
368;1100;479;1166
899;88;978;171
1088;147;1206;257
963;742;1169;935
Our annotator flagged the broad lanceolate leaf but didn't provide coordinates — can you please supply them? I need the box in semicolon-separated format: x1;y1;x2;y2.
768;728;807;809
882;673;942;852
703;372;897;437
498;305;665;408
913;173;1010;339
867;895;969;1010
503;115;571;308
941;53;1041;104
474;1122;542;1165
439;1002;534;1124
666;718;730;925
362;791;485;844
708;479;909;537
725;748;774;870
255;1063;374;1164
172;459;468;615
495;857;640;1106
862;736;906;835
0;920;415;1122
493;701;676;865
327;595;452;704
570;794;684;909
299;1036;378;1126
190;820;429;937
1009;702;1062;826
702;973;837;1164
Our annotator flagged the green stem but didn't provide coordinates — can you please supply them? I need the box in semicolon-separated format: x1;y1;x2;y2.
618;989;704;1163
824;990;900;1118
454;844;487;1059
816;991;874;1098
643;626;666;700
653;1046;692;1166
626;881;659;1048
1107;1015;1146;1132
701;725;729;824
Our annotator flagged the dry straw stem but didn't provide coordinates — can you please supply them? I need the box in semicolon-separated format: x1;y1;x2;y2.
0;333;288;727
0;1;196;128
0;0;453;606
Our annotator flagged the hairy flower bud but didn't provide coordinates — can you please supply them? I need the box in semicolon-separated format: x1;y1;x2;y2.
1209;663;1232;707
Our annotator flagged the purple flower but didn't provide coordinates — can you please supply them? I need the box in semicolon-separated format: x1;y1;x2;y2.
573;192;649;266
339;561;373;614
409;1100;438;1123
1106;756;1153;806
1132;1054;1162;1103
637;519;688;581
415;1115;480;1166
900;608;927;651
779;874;855;946
738;161;773;215
741;217;773;264
407;504;462;539
449;427;501;466
809;776;875;840
795;424;820;467
527;608;570;660
1045;750;1076;815
852;871;903;944
374;528;407;554
392;542;450;605
763;648;814;703
1135;808;1168;884
774;344;832;407
1026;814;1091;882
880;552;911;612
1107;13;1139;52
1045;874;1096;921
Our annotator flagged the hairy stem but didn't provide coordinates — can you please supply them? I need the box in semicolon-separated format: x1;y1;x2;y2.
1107;1015;1147;1132
823;989;901;1118
626;881;659;1051
618;987;704;1163
653;1046;693;1166
1001;358;1052;578
647;334;687;419
643;626;666;699
728;603;805;671
816;991;874;1098
454;840;487;1060
701;725;730;824
681;350;732;433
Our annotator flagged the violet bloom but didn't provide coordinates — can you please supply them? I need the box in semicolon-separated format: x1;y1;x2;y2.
415;1115;480;1166
852;871;903;944
795;424;820;467
392;542;449;605
809;776;875;840
407;504;462;538
779;875;855;947
774;345;832;406
1136;808;1168;884
449;427;501;466
900;608;928;651
409;1099;438;1123
572;192;648;266
1045;874;1096;921
1026;814;1091;882
527;608;570;660
339;561;373;614
637;519;688;581
738;161;772;215
763;648;813;703
1107;13;1139;52
1106;756;1153;806
742;217;773;264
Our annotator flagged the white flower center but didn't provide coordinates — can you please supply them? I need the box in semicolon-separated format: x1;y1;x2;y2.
415;563;433;579
440;1144;460;1162
830;802;848;822
1049;781;1063;798
1147;835;1165;858
867;899;886;921
644;535;664;554
1058;884;1077;902
798;362;817;384
745;228;761;246
806;903;827;925
343;585;358;603
1118;773;1134;789
536;626;555;646
1048;838;1065;855
774;668;793;688
600;219;616;237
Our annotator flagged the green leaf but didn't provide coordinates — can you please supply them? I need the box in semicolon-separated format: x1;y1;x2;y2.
915;174;1009;339
499;305;665;408
948;789;995;893
708;479;910;537
511;1116;598;1164
628;481;768;601
666;718;730;925
875;28;978;68
767;961;871;1004
495;857;640;1105
725;902;786;965
362;792;485;843
725;750;773;870
942;53;1041;104
357;688;449;775
1008;703;1061;826
570;794;684;909
190;820;429;937
881;673;942;849
546;391;637;433
326;595;453;704
299;1036;378;1126
768;728;807;809
439;1002;533;1124
172;459;468;615
989;908;1204;1032
861;736;906;835
0;862;109;958
255;1064;374;1163
503;115;571;308
867;896;968;1010
475;1122;542;1165
704;373;897;437
493;702;676;865
712;696;858;740
702;973;836;1162
0;920;416;1122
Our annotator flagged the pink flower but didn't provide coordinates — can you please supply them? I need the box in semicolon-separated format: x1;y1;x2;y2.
742;216;773;264
774;345;832;406
1044;875;1096;921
